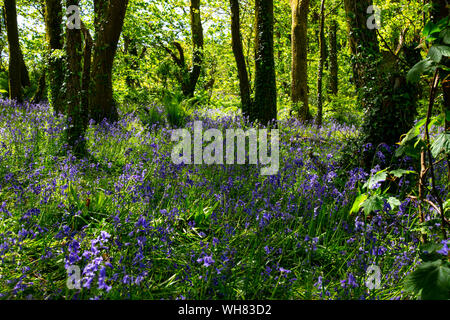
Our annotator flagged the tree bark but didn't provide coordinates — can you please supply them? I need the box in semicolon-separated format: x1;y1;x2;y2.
20;55;30;88
183;0;204;98
44;0;65;114
316;0;326;127
31;71;46;104
123;36;142;88
230;0;252;118
328;19;338;96
90;0;129;123
343;0;379;91
254;0;277;124
4;0;22;102
344;0;418;166
291;0;311;121
66;0;84;151
81;21;92;128
159;1;203;98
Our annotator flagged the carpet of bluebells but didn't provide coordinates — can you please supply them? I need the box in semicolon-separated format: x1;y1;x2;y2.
0;99;446;300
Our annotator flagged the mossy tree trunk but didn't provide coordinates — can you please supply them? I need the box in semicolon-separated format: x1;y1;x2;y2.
291;0;311;121
254;0;277;124
344;0;419;165
343;0;379;92
66;0;85;153
44;0;65;114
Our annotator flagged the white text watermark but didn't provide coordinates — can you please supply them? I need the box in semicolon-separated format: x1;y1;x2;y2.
171;121;279;175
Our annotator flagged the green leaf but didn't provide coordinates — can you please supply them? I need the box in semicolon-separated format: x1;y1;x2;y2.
444;199;450;213
387;197;401;209
407;59;434;83
404;260;450;300
420;243;448;262
423;22;441;38
441;28;450;45
434;45;450;57
363;169;388;190
400;118;426;146
431;133;450;158
389;169;416;178
396;118;427;158
362;195;385;215
428;46;443;63
350;193;368;215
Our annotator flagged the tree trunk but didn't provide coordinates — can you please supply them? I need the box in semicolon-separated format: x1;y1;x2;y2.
343;0;379;91
90;0;129;123
254;0;277;124
328;19;338;96
81;21;92;128
183;0;204;98
123;36;141;88
291;0;310;121
316;0;326;127
160;1;204;98
4;0;22;102
31;71;46;104
66;0;84;152
344;0;418;166
20;55;30;87
44;0;65;114
230;0;252;118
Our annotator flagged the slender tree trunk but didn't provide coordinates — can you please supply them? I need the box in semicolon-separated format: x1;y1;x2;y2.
44;0;65;114
291;0;310;121
81;22;92;128
90;0;129;123
254;0;277;124
316;0;326;127
4;0;22;102
230;0;252;118
123;36;141;88
328;19;338;96
160;1;204;98
66;0;84;152
184;0;204;98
